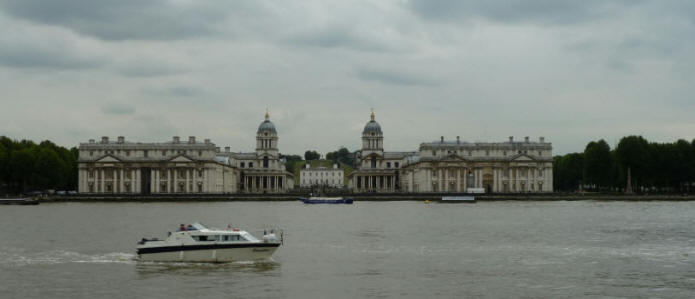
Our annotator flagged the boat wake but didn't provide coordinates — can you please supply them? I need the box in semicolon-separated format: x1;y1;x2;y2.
0;248;136;267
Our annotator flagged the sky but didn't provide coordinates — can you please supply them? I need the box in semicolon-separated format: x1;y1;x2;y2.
0;0;693;155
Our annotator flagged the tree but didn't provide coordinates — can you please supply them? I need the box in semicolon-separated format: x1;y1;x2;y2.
325;147;355;167
304;150;320;161
583;139;613;190
9;148;35;192
615;136;649;191
553;153;584;191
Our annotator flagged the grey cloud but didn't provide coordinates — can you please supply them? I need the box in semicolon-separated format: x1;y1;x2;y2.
356;68;441;86
101;103;136;115
288;28;397;52
116;62;185;77
0;28;104;69
0;0;229;40
144;86;206;98
406;0;641;25
0;45;102;69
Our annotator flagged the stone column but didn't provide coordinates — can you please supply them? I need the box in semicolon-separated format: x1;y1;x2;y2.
185;168;190;193
134;169;140;194
462;168;467;192
173;169;178;193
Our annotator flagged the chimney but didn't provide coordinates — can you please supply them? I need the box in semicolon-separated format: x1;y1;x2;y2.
440;136;444;143
173;136;180;143
216;147;220;153
188;136;195;144
225;146;230;152
509;136;514;143
89;139;95;143
117;136;124;144
101;136;109;144
204;138;210;144
539;137;545;143
525;136;530;143
456;136;460;144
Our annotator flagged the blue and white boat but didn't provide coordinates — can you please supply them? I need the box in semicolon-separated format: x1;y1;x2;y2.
300;197;354;204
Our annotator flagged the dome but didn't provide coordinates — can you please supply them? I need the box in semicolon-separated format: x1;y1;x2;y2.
257;120;277;134
257;109;277;135
362;109;382;135
362;120;382;135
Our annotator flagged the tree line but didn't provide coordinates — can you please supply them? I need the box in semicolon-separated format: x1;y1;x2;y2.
0;136;78;194
554;136;695;193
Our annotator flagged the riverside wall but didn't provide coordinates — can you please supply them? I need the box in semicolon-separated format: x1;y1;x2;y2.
39;193;695;202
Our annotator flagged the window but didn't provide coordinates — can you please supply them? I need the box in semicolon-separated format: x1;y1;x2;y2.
240;162;245;168
485;150;489;156
538;151;542;156
90;150;94;156
125;150;130;157
249;162;254;168
198;150;202;156
263;156;269;168
162;150;167;156
387;162;391;168
144;150;149;158
432;150;436;156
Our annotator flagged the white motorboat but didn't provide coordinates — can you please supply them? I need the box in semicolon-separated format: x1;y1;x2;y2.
136;223;281;262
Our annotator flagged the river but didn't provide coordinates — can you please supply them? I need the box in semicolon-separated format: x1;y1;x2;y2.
1;201;694;298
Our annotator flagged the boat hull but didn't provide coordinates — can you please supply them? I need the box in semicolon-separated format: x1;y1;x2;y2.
0;198;39;205
137;243;280;262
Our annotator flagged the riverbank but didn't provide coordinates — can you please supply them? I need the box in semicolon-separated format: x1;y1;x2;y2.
36;193;695;202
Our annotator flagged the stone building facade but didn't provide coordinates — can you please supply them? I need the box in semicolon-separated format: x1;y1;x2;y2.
215;111;295;193
78;136;237;194
347;111;553;193
300;164;344;188
399;136;553;193
347;110;416;192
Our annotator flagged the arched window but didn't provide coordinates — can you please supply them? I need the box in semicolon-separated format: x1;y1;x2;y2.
371;156;377;168
263;156;269;168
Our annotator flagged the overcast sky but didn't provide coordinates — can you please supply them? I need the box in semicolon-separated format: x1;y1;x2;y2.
1;0;693;155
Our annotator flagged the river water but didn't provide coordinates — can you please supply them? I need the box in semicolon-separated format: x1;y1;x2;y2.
1;201;694;298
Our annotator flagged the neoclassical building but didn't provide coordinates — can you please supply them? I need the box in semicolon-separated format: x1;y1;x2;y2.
77;136;238;194
300;164;344;188
347;111;553;193
347;110;416;192
215;111;295;193
399;136;553;193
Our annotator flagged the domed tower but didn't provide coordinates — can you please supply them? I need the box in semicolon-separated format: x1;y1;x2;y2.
256;109;279;159
361;109;384;159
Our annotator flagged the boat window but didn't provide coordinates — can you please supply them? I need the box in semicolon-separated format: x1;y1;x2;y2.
192;235;220;241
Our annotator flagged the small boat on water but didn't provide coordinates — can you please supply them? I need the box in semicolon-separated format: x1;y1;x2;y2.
137;223;281;262
440;196;476;203
300;197;354;204
0;197;39;205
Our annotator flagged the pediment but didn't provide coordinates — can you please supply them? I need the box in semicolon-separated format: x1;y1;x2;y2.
445;154;467;161
168;155;194;162
511;154;535;161
95;155;121;163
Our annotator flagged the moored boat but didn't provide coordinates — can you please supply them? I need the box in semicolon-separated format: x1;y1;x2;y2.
440;196;476;203
300;197;353;204
136;223;281;262
0;197;39;205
